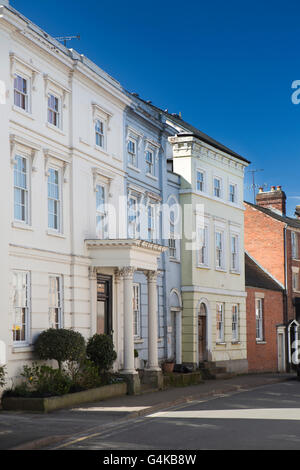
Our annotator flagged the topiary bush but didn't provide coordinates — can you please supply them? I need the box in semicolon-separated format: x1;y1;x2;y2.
86;334;117;374
34;328;86;370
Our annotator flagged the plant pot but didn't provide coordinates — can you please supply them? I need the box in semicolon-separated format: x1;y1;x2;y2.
162;362;175;373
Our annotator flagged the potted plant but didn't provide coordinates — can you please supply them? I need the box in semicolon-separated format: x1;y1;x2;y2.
162;358;175;373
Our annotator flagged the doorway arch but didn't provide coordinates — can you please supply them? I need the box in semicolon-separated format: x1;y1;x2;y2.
197;298;210;364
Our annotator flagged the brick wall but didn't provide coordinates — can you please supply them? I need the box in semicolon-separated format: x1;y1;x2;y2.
244;203;285;285
246;287;284;372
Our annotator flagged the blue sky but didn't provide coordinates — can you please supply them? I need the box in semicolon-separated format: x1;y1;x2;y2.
11;0;300;215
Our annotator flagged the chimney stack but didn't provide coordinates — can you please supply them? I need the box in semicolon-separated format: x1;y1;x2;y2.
295;205;300;219
256;185;286;216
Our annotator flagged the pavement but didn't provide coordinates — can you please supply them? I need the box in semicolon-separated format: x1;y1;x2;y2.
0;372;295;450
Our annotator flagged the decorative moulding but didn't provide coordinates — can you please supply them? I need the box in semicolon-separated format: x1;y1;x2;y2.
10;134;40;171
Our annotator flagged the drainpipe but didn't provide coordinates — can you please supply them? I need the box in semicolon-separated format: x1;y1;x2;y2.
284;224;290;370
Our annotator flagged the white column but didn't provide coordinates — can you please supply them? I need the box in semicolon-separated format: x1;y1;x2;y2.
88;266;97;335
114;268;123;368
147;270;160;371
121;266;136;374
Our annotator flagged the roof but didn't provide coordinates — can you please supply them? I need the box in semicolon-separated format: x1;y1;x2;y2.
245;253;284;291
245;201;300;229
131;95;250;164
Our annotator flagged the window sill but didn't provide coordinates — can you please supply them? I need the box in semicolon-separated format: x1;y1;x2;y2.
128;163;141;173
12;221;33;231
230;270;241;275
12;345;34;353
197;264;210;270
231;341;240;345
215;267;227;273
46;229;66;239
12;105;34;120
146;173;158;181
134;338;144;344
46;122;65;136
216;342;226;346
169;257;181;264
256;340;266;344
94;145;109;156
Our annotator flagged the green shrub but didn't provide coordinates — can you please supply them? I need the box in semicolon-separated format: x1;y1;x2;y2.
34;328;86;369
66;359;102;392
20;363;72;397
0;365;6;388
86;334;117;373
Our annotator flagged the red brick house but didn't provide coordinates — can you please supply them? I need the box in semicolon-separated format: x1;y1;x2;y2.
244;186;300;370
245;252;285;372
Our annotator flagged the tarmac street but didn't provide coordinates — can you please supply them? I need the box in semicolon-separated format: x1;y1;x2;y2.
0;373;297;450
53;380;300;450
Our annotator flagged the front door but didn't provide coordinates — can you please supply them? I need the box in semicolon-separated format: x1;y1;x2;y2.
170;310;177;362
97;274;112;335
198;303;207;362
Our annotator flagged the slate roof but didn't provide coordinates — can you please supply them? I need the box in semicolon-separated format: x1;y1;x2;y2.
245;253;283;291
131;95;250;164
245;201;300;229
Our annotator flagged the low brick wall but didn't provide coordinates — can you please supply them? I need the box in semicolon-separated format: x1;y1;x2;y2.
2;382;127;413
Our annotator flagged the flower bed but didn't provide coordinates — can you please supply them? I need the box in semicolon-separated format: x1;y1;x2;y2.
2;381;127;413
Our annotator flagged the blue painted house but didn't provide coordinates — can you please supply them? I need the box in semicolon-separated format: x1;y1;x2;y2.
124;95;182;367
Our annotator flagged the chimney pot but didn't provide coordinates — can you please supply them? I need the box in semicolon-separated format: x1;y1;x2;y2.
256;185;286;215
258;187;264;193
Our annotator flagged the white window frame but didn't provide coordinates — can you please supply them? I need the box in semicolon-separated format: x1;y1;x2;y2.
256;298;264;341
47;93;61;128
128;195;139;239
14;73;29;112
48;167;62;232
232;304;239;342
292;232;298;259
293;272;299;291
49;275;63;329
12;270;30;346
145;150;154;175
147;204;156;242
95;118;105;149
96;184;108;239
229;183;237;203
230;234;239;272
133;283;141;338
128;138;137;167
198;225;209;267
215;230;225;269
196;170;205;192
216;303;225;343
213;177;222;198
14;154;30;224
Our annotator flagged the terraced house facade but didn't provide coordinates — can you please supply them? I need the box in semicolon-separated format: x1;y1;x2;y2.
0;0;252;388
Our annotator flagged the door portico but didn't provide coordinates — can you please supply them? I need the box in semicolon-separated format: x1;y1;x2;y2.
85;239;167;383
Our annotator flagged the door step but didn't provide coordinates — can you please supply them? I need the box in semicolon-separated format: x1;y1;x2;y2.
199;362;234;380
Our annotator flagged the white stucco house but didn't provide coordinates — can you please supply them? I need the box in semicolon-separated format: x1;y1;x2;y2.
0;1;166;391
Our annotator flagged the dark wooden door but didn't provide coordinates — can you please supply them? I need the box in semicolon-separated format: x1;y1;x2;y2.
97;274;112;335
198;315;207;362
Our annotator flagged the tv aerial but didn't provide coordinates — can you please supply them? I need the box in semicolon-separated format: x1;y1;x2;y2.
55;34;81;47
